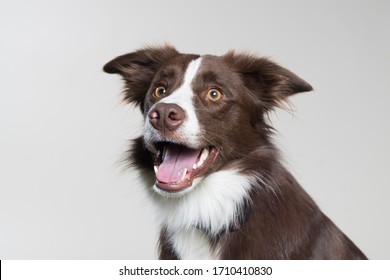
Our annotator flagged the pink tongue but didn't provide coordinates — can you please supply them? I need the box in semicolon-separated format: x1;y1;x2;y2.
156;143;202;183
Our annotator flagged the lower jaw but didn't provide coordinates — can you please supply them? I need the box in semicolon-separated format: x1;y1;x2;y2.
153;177;203;197
155;181;191;192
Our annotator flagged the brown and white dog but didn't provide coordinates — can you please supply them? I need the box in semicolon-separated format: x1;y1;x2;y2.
103;45;367;259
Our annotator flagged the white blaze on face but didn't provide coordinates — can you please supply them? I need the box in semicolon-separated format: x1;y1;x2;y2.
144;57;203;148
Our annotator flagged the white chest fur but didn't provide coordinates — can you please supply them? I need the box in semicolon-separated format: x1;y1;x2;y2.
151;169;252;259
170;228;216;259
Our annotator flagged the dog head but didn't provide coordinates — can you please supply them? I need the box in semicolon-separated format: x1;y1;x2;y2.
104;45;312;196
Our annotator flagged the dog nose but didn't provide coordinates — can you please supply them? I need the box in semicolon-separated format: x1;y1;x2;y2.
149;103;185;131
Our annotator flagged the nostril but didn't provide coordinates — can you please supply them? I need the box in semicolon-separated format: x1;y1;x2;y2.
168;106;185;122
168;110;178;121
149;110;159;120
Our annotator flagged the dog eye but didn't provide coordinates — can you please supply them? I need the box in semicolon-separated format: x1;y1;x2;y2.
207;89;223;101
153;86;167;98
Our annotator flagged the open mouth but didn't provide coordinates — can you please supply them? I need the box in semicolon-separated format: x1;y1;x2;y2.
153;142;219;192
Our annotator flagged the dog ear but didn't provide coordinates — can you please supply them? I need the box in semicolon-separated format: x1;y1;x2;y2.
103;45;179;108
223;51;313;110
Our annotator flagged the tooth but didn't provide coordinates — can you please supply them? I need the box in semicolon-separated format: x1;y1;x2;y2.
196;148;209;168
162;145;167;161
193;163;197;170
180;168;187;181
154;165;158;174
201;148;209;161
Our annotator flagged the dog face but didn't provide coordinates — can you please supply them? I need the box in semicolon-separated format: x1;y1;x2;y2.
104;45;312;196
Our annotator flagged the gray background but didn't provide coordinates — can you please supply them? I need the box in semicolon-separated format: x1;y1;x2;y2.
1;0;389;259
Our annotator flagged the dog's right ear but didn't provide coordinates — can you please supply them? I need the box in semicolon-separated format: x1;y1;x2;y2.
103;45;179;108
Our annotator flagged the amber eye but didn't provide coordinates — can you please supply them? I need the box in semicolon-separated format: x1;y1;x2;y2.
207;89;223;101
154;86;167;98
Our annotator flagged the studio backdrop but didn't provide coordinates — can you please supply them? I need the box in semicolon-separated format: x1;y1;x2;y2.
0;0;389;259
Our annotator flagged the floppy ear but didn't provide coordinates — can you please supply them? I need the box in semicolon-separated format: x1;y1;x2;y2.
103;45;179;108
223;51;313;110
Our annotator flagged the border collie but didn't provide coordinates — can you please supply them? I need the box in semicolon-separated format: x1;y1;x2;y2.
103;45;367;259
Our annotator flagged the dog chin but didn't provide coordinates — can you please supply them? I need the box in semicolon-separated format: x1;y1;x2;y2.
152;177;203;198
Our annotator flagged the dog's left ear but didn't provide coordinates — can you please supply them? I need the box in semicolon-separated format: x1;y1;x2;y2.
223;51;313;110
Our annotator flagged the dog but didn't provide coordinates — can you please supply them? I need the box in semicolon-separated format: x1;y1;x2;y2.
103;45;367;259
